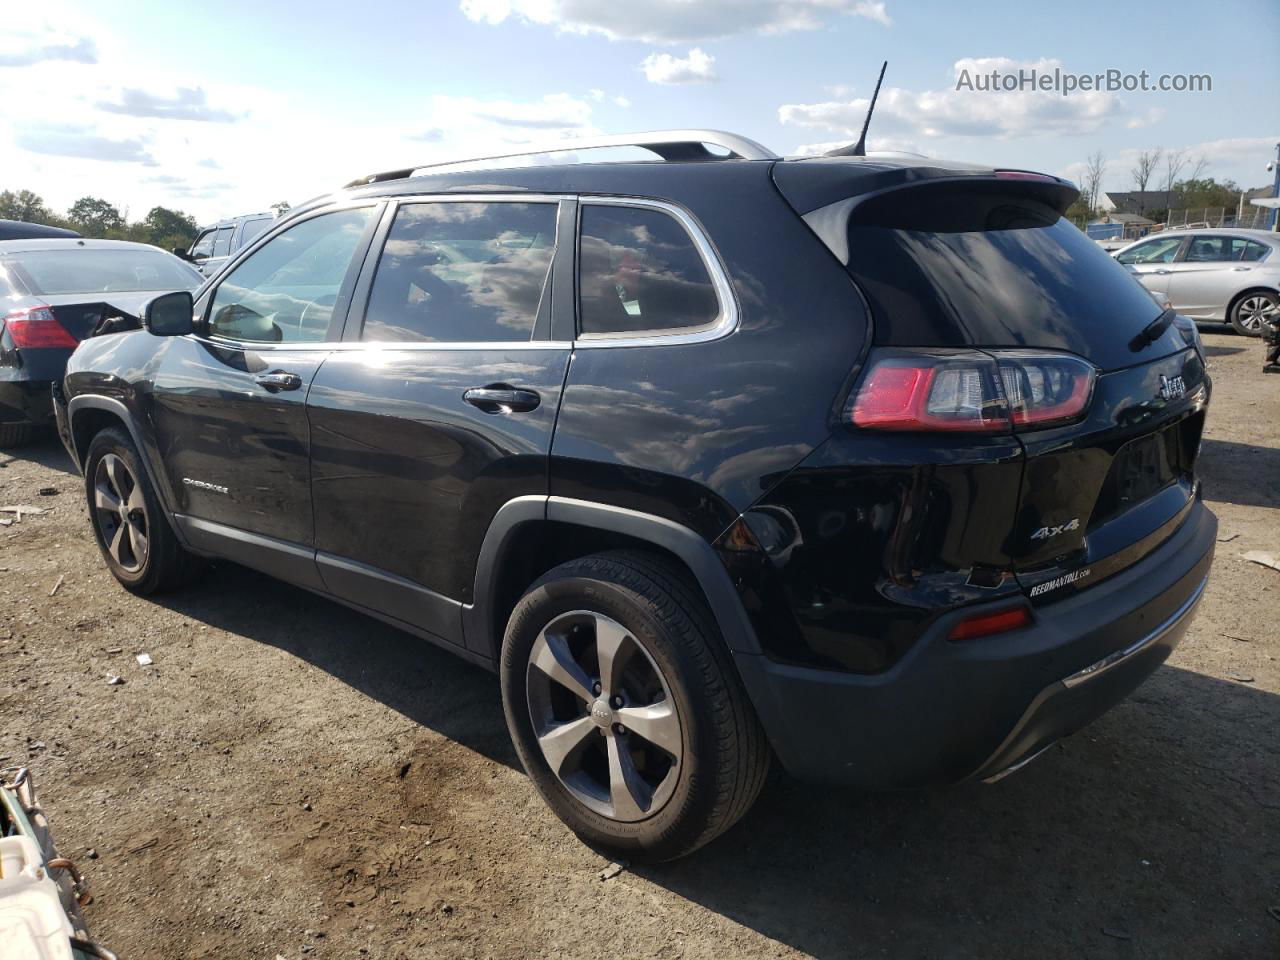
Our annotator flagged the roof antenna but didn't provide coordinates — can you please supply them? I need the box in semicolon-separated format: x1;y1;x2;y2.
825;61;887;157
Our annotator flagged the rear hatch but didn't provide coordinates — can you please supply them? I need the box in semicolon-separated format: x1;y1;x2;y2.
788;171;1208;602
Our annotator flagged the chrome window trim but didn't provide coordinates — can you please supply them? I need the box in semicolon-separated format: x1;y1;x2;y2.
573;196;739;349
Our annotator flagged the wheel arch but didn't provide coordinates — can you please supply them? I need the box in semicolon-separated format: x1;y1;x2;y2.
463;496;763;664
67;395;181;525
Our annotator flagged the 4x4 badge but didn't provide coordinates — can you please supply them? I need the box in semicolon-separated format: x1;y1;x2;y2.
1030;518;1080;541
1159;373;1186;401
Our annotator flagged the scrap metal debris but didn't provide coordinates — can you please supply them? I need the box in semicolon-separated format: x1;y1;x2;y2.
599;860;629;881
49;574;64;596
106;675;124;686
1240;551;1280;572
136;653;153;666
0;504;48;522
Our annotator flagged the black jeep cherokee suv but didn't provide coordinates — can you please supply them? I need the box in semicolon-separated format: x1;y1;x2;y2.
55;131;1216;861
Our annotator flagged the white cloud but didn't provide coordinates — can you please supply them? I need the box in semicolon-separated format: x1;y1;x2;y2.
436;92;595;131
780;58;1122;141
460;0;889;43
641;48;717;85
791;135;921;157
95;86;244;123
0;26;96;67
13;124;155;165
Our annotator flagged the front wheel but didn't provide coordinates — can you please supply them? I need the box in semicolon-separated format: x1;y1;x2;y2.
1230;291;1279;337
83;427;201;594
500;551;770;862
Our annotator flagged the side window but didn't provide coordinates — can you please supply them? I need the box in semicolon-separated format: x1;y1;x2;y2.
190;229;216;259
237;218;272;250
578;204;720;336
1116;236;1182;264
1240;240;1271;263
1185;236;1228;262
212;226;234;257
208;207;374;343
361;201;556;343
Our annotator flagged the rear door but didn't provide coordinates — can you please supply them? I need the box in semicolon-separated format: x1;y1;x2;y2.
1163;234;1260;319
307;196;572;648
150;204;381;561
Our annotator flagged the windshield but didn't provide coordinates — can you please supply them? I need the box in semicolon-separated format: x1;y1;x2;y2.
8;249;202;295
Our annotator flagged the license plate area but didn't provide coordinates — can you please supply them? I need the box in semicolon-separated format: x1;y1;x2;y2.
1092;426;1181;526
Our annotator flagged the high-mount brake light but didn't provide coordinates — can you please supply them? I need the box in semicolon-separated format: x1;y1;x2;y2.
3;306;77;349
994;170;1059;183
850;349;1095;433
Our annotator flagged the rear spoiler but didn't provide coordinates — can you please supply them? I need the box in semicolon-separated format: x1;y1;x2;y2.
788;172;1080;266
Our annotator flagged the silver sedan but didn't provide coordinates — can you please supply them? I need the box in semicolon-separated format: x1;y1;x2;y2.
1114;228;1280;336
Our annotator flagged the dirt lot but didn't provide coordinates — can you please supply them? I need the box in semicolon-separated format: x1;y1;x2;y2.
1;329;1277;960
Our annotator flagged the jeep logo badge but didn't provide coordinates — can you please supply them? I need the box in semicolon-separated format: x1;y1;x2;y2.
1159;373;1186;401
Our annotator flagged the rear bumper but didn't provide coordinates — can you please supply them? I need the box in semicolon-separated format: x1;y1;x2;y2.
0;379;54;427
734;498;1217;788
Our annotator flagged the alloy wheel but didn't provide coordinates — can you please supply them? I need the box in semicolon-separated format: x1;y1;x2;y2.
93;453;149;573
1238;294;1278;333
526;610;682;823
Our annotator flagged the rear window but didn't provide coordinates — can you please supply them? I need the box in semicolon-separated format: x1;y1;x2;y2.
8;249;201;295
844;182;1164;367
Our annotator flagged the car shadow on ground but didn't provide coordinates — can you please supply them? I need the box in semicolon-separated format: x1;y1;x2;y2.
1198;438;1280;510
636;666;1279;957
151;563;1280;957
1204;344;1249;358
152;561;521;771
2;435;78;477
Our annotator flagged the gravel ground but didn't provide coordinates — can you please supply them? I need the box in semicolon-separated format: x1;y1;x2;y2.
1;329;1277;960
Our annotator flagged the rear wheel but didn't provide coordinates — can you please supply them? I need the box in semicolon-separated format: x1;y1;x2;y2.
500;551;770;862
0;422;35;448
83;427;201;594
1229;290;1279;337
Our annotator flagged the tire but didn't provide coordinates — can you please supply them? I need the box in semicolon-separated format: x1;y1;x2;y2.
500;550;770;862
0;422;35;448
83;427;201;594
1229;290;1279;337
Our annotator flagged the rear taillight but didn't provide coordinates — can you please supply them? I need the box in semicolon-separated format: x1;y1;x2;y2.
3;306;77;349
995;352;1095;428
849;349;1095;433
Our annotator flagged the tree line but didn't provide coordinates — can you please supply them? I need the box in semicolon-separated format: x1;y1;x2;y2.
0;188;200;254
1066;147;1262;222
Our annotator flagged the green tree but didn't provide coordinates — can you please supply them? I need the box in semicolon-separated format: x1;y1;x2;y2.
270;200;291;216
0;189;54;224
140;206;200;252
68;196;125;237
1174;177;1242;210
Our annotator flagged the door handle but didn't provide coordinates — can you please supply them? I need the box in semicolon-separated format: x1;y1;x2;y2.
1232;267;1251;272
1152;268;1171;275
463;385;541;413
254;370;303;392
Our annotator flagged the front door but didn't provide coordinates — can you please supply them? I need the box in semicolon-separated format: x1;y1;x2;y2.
151;204;381;558
306;197;571;646
1115;234;1185;304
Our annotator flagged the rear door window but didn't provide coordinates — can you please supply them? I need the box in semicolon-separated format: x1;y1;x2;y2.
1239;239;1271;262
237;218;272;249
577;204;719;336
212;226;235;257
1183;235;1232;262
361;201;556;343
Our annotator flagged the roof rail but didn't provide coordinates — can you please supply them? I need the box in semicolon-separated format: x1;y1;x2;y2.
342;129;779;188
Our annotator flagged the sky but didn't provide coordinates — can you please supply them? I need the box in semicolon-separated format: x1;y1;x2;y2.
2;0;1277;224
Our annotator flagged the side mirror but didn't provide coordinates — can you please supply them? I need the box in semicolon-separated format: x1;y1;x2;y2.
143;291;195;337
172;247;191;261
